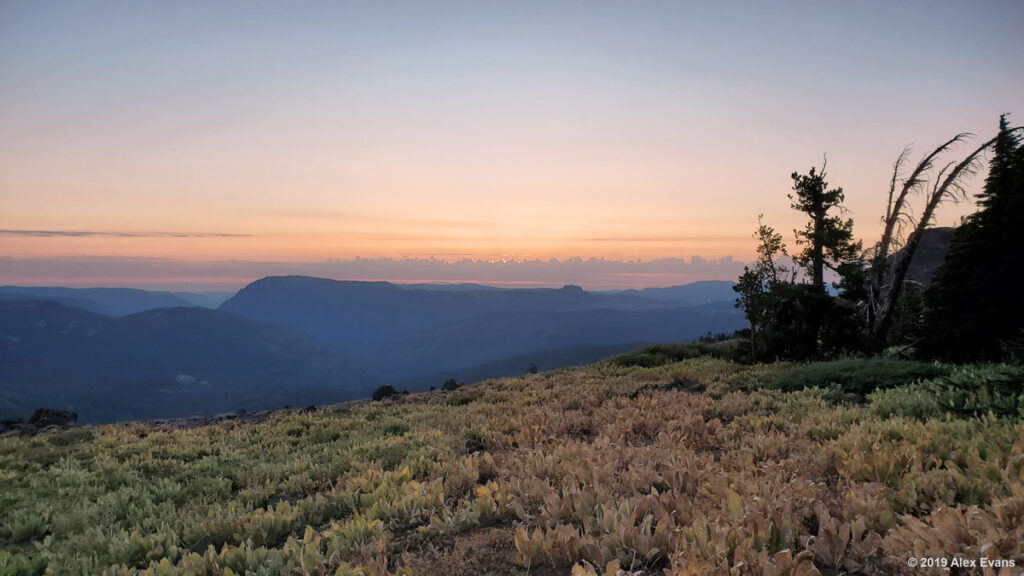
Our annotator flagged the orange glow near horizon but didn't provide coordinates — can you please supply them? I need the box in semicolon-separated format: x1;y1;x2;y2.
1;195;972;265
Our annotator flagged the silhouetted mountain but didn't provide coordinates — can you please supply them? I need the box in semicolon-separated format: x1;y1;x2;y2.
0;299;367;422
610;280;738;306
0;286;196;316
0;290;106;314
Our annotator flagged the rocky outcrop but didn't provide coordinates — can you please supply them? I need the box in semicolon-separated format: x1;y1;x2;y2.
891;227;955;286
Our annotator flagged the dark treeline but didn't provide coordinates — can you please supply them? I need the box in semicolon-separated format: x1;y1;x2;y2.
734;115;1024;364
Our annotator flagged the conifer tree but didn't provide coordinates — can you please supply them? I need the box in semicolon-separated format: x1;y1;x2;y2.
735;166;867;360
920;116;1024;361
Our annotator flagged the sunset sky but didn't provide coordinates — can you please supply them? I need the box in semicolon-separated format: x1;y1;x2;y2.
1;1;1022;289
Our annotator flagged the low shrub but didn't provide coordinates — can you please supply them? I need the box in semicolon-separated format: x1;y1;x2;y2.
766;358;948;396
870;364;1024;420
372;386;400;401
607;342;728;368
869;386;943;420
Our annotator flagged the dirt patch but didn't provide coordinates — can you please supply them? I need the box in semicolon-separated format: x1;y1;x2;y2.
399;525;531;576
628;376;706;399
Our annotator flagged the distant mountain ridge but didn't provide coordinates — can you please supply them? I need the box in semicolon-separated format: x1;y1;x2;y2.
0;286;201;316
1;277;746;422
608;280;738;306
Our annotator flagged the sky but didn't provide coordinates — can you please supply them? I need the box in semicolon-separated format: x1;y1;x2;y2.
1;1;1022;289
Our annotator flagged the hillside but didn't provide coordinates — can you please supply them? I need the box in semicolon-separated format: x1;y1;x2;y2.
0;300;368;422
379;305;744;382
2;354;1021;575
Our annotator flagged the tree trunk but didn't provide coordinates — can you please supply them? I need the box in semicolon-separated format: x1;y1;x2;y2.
812;211;825;290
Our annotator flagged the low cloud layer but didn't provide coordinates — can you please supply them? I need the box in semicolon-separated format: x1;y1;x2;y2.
0;255;751;291
0;229;250;238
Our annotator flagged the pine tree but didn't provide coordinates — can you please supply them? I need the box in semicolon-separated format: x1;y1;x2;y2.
920;116;1024;362
734;216;788;361
789;166;863;293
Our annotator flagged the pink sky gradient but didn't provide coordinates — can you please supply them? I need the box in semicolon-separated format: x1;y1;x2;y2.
1;2;1020;288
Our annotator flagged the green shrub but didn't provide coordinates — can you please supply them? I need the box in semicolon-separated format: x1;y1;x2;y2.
766;358;948;396
0;509;50;544
445;392;479;406
869;364;1024;420
869;386;943;420
381;421;409;437
0;550;47;576
927;364;1024;418
607;342;726;368
371;385;399;401
463;430;484;453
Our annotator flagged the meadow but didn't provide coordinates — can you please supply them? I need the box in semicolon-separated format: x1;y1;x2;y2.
1;351;1022;576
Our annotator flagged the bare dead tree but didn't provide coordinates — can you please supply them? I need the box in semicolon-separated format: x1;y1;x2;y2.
866;134;970;330
868;127;1023;346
